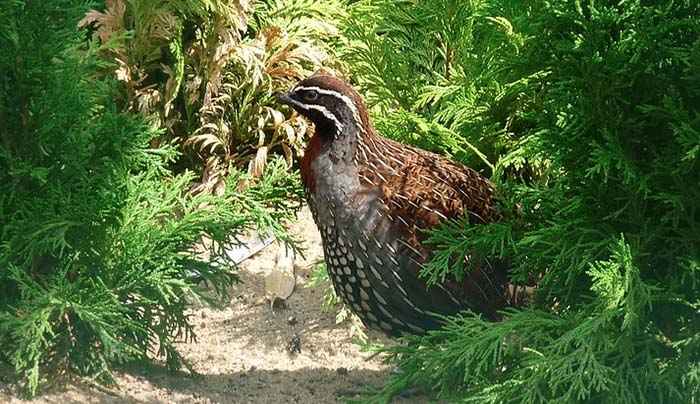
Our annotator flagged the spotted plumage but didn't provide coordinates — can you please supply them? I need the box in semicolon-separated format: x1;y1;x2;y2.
278;73;527;336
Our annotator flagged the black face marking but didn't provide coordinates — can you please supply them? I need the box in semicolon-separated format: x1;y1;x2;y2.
277;78;364;140
301;89;319;102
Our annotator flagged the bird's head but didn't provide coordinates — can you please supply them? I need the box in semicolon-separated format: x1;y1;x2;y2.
276;73;371;140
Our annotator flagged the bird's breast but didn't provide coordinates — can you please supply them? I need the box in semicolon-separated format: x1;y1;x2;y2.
300;134;323;192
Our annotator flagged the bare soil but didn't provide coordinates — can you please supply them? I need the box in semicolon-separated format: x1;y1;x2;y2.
0;207;428;403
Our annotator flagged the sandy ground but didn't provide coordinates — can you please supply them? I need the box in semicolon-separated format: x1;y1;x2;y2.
0;207;429;404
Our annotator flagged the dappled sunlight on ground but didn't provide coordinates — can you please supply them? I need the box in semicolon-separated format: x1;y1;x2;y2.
1;207;429;403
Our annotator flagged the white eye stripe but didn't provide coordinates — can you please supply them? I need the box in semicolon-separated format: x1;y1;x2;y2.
285;97;344;132
295;86;360;119
308;105;344;132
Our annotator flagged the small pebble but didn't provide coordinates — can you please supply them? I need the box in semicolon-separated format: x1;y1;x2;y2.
287;315;297;326
287;334;302;354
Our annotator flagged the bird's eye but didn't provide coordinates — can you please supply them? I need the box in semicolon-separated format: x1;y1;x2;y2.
302;90;319;102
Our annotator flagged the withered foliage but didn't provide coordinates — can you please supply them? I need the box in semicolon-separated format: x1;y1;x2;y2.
79;0;346;192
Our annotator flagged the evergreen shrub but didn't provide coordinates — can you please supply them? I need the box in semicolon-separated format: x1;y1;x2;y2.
344;1;700;402
0;0;301;394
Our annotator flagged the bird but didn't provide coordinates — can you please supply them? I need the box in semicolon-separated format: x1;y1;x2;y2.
277;73;528;336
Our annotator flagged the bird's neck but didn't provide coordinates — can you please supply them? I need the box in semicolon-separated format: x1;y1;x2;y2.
300;133;323;191
300;124;371;192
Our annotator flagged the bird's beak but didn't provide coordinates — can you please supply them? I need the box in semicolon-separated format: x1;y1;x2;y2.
275;91;294;105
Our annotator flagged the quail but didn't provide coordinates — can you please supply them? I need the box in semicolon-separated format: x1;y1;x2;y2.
277;73;527;336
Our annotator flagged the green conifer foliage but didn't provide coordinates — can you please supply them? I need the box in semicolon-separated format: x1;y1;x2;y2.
0;0;301;395
342;0;534;174
346;1;699;402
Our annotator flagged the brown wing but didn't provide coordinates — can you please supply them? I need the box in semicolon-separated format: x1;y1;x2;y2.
358;136;497;240
357;137;510;319
382;145;496;227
